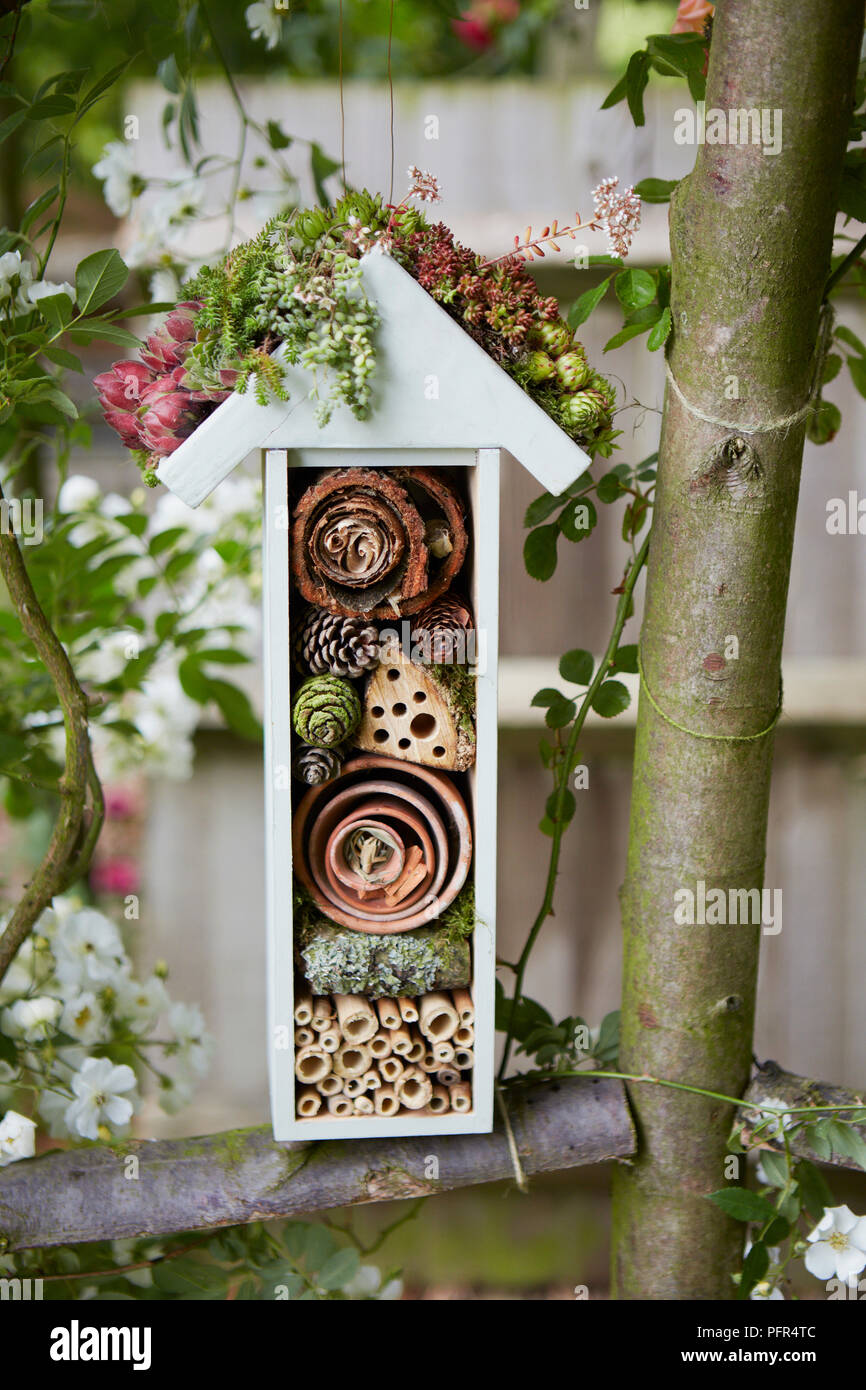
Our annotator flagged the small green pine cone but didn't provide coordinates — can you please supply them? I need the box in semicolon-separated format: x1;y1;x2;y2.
292;675;361;747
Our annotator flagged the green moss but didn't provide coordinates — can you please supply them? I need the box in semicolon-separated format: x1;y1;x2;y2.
430;662;476;737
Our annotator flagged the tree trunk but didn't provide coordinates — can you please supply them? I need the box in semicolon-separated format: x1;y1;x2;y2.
611;0;865;1300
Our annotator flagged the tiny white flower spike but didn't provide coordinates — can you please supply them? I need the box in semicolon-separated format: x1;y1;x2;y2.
805;1204;866;1283
92;141;141;218
0;1110;36;1166
64;1056;137;1140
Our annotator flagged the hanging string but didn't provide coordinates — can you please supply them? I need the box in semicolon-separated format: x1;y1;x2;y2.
636;646;784;743
338;0;346;194
388;0;395;204
495;1085;529;1194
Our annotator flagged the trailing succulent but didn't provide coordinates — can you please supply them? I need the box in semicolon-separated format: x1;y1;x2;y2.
95;189;618;483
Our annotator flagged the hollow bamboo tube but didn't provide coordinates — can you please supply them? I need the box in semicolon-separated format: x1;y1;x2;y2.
295;1027;315;1048
311;1014;334;1033
296;1087;322;1117
429;1085;450;1114
326;1094;353;1117
418;992;459;1042
454;1024;474;1047
333;1042;372;1079
451;988;474;1025
395;1067;433;1111
343;1076;365;1098
369;1030;393;1059
362;1070;381;1091
454;1048;475;1070
334;994;378;1044
450;1081;472;1112
295;1045;332;1084
376;997;401;1030
436;1065;460;1086
293;988;313;1026
421;1051;439;1073
433;1041;455;1064
375;1085;399;1116
389;1025;414;1057
407;1038;426;1064
353;1095;374;1115
379;1055;404;1083
398;997;419;1024
319;1025;341;1053
313;997;333;1022
316;1074;343;1096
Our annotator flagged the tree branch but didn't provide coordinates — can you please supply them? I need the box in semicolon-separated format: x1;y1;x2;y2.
0;483;104;981
0;1077;635;1251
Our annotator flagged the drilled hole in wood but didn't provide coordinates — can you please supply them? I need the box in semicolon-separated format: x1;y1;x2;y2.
392;702;407;716
373;729;390;744
433;745;445;758
398;737;411;749
387;668;400;681
371;705;385;717
413;690;426;703
410;712;437;739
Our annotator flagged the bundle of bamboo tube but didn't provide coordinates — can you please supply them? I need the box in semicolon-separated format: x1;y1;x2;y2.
293;986;475;1118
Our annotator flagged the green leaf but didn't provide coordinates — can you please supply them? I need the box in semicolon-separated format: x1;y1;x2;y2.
28;95;76;119
737;1240;769;1300
615;268;656;312
611;644;638;675
148;527;186;557
310;143;341;204
825;1119;866;1170
594;1010;620;1065
559;649;594;685
41;344;83;373
794;1158;834;1220
0;108;27;145
524;491;564;527
806;398;841;445
633;177;679;204
302;1223;337;1272
75;249;129;313
266;119;292;151
208;679;262;741
545;789;575;826
822;352;842;384
152;1258;227;1296
848;355;866;397
756;1151;789;1189
530;688;562;708
545;697;576;729
590;680;630;719
625;50;650;127
197;648;248;665
596;472;623;503
317;1247;360;1291
68;320;142;351
0;1032;17;1067
567;275;613;329
835;324;866;355
523;523;559;582
559;496;597;541
35;292;74;332
604;319;657;352
647;306;673;351
706;1188;779;1224
600;69;628;111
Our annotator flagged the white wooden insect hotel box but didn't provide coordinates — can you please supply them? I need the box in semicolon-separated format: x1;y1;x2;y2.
158;247;592;1140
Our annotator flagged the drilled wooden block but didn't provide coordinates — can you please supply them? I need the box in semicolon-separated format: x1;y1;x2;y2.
354;647;475;772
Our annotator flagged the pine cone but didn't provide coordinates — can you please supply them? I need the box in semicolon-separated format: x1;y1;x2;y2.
292;675;361;747
292;744;344;786
411;596;474;666
294;606;380;678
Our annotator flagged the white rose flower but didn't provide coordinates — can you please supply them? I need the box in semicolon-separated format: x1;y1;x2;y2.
114;975;170;1034
245;2;282;49
60;992;105;1046
53;909;126;988
64;1057;137;1140
2;995;61;1041
0;1110;36;1166
93;141;141;218
26;279;76;305
805;1205;866;1283
57;474;101;513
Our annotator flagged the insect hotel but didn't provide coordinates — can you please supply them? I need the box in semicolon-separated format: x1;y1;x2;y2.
157;247;593;1140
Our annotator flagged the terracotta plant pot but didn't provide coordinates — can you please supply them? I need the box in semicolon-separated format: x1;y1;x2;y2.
324;805;435;914
307;784;446;918
328;816;406;894
292;755;472;934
